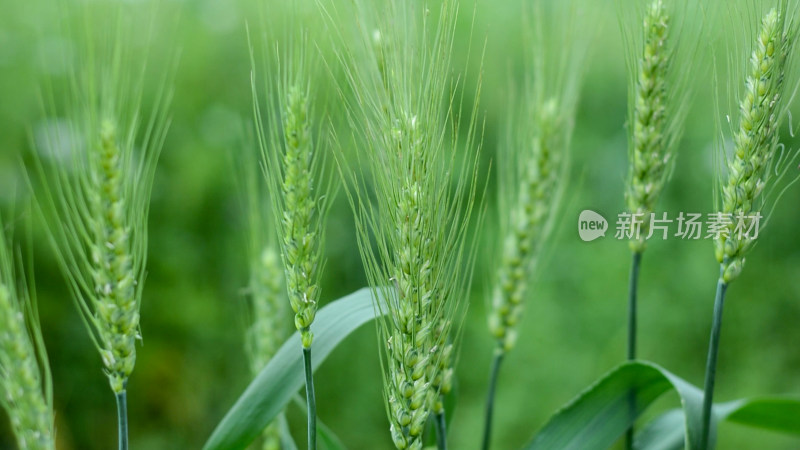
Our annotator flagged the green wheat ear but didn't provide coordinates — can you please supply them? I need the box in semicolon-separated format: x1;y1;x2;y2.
489;98;568;353
250;30;331;351
29;4;172;447
90;118;139;393
248;247;288;450
618;0;703;251
324;0;484;447
250;16;334;448
715;3;799;283
33;40;170;394
489;0;585;354
0;214;55;450
699;5;800;445
626;0;670;252
280;83;321;348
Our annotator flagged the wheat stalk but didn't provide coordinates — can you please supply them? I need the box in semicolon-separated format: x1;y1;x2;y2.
621;3;672;447
700;3;799;448
618;2;706;446
482;1;585;447
250;22;333;447
700;4;799;449
0;214;55;450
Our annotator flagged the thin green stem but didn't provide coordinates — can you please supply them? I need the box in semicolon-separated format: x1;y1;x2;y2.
481;345;504;450
435;407;447;450
115;390;128;450
625;251;642;450
700;267;728;450
303;347;317;450
627;251;642;361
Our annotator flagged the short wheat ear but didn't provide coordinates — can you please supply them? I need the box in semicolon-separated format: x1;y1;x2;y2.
617;0;706;446
0;212;56;450
28;3;173;449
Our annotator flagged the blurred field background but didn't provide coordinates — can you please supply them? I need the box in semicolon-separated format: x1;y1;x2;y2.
1;0;800;449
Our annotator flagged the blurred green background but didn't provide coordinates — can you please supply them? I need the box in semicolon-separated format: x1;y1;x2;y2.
2;0;800;449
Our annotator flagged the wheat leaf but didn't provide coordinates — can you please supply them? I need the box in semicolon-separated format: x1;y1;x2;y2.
204;287;387;450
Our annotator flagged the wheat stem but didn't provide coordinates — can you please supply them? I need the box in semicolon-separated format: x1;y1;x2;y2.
627;252;642;361
481;345;504;450
434;409;447;450
303;347;316;450
699;267;728;450
624;251;642;449
116;390;129;450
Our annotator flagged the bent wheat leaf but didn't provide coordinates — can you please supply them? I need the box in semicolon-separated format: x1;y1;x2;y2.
524;361;708;450
204;287;387;450
635;397;800;450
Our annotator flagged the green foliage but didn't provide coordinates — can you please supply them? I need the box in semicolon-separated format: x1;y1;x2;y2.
523;361;800;450
636;397;800;450
2;0;800;449
204;288;387;450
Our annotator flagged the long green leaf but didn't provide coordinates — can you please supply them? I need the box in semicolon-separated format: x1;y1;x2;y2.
524;361;710;450
636;397;800;450
204;287;385;450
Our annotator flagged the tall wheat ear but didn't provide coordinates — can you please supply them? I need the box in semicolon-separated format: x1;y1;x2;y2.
29;4;173;449
700;2;800;449
320;0;485;447
249;11;336;446
482;0;591;448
